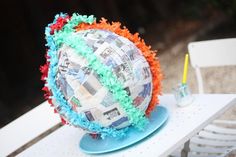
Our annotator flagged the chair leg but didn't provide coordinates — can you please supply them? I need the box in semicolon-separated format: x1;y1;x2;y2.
181;140;190;157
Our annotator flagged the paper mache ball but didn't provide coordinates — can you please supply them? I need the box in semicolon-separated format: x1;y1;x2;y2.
40;13;162;139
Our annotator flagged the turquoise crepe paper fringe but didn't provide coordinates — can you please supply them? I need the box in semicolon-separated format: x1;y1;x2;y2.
45;13;148;138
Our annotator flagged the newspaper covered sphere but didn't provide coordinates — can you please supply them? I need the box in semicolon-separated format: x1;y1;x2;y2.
41;13;162;138
56;29;153;129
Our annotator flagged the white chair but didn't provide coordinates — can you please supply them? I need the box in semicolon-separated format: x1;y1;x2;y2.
189;38;236;94
171;38;236;157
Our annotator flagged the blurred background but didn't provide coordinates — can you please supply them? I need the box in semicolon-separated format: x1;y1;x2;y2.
1;0;236;128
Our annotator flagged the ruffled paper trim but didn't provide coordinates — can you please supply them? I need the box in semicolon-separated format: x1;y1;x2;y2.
42;13;150;138
76;19;162;116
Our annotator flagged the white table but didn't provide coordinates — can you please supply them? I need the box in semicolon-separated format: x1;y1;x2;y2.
2;94;236;157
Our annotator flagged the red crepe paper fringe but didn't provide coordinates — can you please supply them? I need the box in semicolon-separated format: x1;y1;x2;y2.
49;16;70;35
40;16;71;124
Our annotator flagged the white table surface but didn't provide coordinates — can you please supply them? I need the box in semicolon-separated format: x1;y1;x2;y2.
17;94;236;157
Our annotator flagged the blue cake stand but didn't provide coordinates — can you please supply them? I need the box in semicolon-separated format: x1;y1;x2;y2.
79;105;168;154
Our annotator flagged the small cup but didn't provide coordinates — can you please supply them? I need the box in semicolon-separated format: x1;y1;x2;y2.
172;83;194;107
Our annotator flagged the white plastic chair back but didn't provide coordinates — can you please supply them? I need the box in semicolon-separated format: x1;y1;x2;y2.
188;38;236;93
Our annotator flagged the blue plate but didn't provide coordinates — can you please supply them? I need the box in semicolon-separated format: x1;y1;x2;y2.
79;106;168;154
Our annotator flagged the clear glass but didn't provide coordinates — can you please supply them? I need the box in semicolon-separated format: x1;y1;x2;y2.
172;83;194;107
